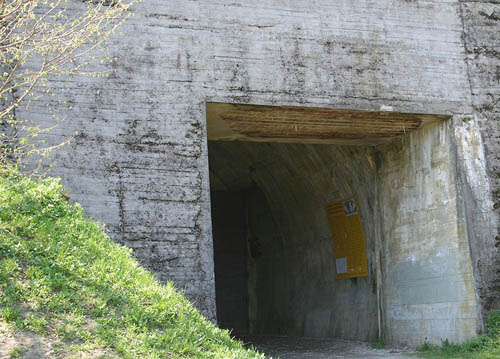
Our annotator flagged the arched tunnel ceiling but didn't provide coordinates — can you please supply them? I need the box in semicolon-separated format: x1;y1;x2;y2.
206;102;450;145
208;141;375;197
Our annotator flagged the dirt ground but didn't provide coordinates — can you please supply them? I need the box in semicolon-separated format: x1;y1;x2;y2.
1;322;417;359
242;335;417;359
0;322;111;359
0;322;55;359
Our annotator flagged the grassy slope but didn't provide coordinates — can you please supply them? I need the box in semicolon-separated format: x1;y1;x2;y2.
0;172;265;358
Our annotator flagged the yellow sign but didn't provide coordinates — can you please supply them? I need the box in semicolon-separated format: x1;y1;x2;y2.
325;199;368;279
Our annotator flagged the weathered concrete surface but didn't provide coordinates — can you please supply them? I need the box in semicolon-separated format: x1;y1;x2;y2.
206;102;447;145
459;0;500;322
377;121;478;346
242;336;415;359
13;0;499;345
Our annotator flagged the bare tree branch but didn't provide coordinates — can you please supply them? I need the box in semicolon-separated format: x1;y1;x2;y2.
0;0;138;171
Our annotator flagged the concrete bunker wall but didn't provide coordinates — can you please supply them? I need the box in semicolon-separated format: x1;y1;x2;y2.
460;1;500;315
13;0;499;346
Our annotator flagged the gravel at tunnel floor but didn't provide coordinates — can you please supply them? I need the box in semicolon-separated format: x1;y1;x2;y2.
240;336;418;359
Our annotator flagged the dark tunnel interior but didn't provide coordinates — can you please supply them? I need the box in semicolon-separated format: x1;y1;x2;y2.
208;140;379;340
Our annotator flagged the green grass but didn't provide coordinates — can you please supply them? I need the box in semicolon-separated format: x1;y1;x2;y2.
371;338;386;349
9;347;26;359
0;170;266;358
416;311;500;359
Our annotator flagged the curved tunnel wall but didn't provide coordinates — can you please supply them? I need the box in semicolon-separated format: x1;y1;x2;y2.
209;141;379;340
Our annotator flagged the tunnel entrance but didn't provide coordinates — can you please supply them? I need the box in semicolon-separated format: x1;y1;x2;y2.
208;140;379;339
206;102;478;345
